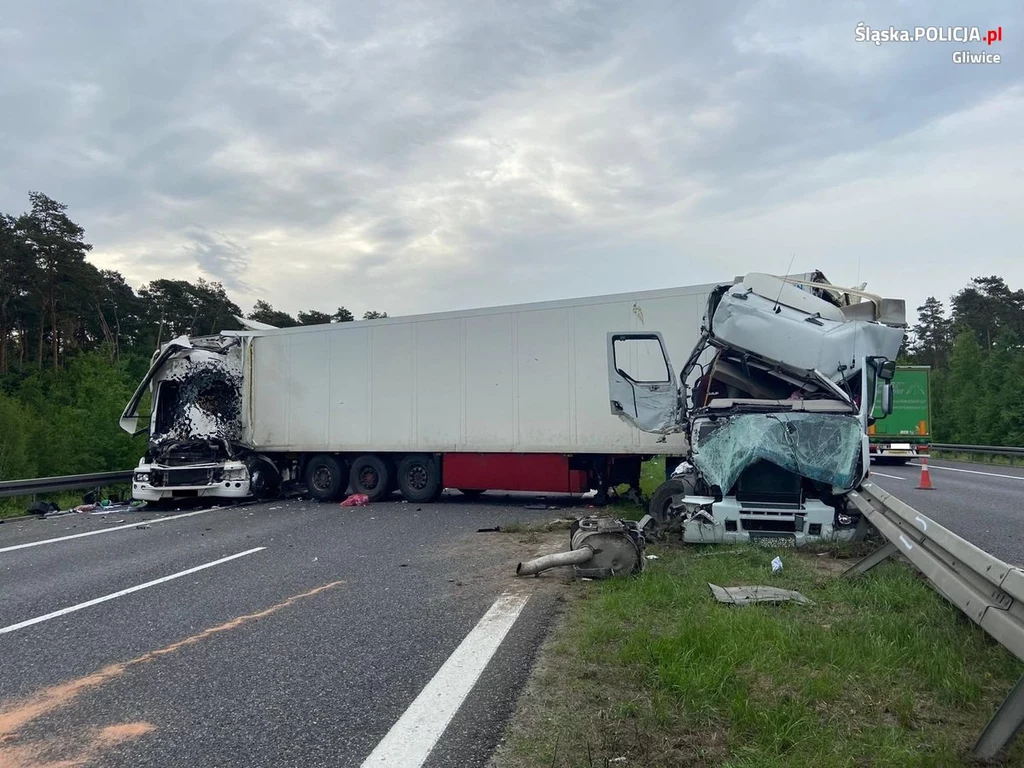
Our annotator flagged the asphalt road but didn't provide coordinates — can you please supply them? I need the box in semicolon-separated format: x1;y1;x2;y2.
0;492;577;768
3;458;1021;767
868;457;1024;566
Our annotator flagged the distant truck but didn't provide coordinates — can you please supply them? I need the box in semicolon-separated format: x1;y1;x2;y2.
118;284;719;504
868;365;932;465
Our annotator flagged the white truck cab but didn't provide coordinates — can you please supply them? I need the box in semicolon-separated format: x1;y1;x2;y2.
608;271;906;545
120;334;252;502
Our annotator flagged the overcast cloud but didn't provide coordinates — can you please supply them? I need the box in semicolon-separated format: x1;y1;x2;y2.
0;0;1021;322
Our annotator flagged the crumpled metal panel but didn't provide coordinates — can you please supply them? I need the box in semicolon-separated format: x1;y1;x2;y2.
691;411;863;494
712;288;905;383
708;583;812;606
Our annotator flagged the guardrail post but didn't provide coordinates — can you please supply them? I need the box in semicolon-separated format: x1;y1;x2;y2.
973;673;1024;760
842;541;897;579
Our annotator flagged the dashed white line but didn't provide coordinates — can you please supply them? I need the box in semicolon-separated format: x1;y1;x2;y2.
361;591;531;768
909;462;1024;481
0;508;222;554
0;547;265;635
870;472;905;480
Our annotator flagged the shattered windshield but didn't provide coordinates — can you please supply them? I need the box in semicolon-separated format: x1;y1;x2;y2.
691;411;863;494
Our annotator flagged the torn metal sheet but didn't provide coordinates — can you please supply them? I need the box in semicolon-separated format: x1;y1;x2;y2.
708;583;812;606
690;411;863;494
710;276;905;385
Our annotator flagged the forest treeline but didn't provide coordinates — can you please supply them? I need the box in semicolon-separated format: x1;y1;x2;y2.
0;191;386;480
0;190;1021;481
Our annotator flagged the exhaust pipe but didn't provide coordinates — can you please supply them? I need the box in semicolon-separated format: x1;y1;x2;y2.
515;516;647;579
517;547;594;576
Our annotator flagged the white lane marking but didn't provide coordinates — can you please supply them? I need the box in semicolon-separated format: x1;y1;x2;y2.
0;547;265;635
870;472;905;480
361;591;531;768
914;515;928;532
0;508;222;554
910;462;1024;481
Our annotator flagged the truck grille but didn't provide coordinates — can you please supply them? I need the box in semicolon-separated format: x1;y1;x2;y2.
164;468;213;487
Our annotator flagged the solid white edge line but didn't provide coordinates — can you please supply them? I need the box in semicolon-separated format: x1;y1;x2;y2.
0;508;222;554
870;472;905;480
909;462;1024;481
361;591;531;768
0;547;265;635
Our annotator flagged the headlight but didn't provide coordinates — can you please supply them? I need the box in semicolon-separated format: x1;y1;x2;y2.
135;473;150;482
223;467;249;481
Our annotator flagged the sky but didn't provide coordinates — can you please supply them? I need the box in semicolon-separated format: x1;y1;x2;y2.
0;1;1021;325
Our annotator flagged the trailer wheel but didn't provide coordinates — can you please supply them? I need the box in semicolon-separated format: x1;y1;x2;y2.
397;454;442;503
305;455;346;502
349;454;392;502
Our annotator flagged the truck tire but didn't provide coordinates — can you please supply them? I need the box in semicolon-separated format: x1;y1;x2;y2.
649;478;689;526
350;454;391;502
305;454;347;502
397;454;442;503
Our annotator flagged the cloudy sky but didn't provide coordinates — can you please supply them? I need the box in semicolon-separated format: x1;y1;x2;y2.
1;1;1020;324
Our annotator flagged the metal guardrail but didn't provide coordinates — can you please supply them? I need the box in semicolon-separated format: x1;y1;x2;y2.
0;470;134;499
844;482;1024;760
930;443;1024;457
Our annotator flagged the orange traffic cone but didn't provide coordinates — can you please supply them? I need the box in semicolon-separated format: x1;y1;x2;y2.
917;456;934;490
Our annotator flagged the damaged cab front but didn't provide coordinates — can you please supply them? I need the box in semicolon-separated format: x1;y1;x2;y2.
120;334;251;501
610;271;905;545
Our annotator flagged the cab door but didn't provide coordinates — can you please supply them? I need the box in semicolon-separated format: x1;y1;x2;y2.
607;332;680;433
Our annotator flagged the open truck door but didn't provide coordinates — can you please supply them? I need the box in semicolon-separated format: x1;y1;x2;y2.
607;332;680;433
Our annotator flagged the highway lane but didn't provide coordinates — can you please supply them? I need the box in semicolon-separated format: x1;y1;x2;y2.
868;457;1024;565
0;492;574;768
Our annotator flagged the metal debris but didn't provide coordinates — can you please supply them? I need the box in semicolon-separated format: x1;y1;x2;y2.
516;517;646;579
708;583;812;606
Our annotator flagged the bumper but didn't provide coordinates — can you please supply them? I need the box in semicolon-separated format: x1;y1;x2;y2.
870;442;918;458
677;497;862;545
131;481;252;501
131;462;251;501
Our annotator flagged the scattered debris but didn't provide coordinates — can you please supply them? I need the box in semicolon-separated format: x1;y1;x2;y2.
708;583;812;606
771;556;783;572
135;524;151;530
516;517;646;579
340;493;370;507
646;554;659;560
477;526;501;533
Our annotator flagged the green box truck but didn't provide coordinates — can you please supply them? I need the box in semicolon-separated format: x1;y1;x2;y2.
869;365;931;465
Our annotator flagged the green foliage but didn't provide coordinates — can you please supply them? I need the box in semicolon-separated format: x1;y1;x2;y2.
0;191;390;484
907;279;1024;445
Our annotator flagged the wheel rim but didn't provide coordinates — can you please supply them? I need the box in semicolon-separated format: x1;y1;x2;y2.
407;464;429;491
312;466;333;491
360;467;379;490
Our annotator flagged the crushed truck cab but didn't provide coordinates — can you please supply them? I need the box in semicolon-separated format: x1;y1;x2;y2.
610;271;907;546
121;334;253;501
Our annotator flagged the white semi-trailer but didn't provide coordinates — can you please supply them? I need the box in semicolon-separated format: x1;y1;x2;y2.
120;283;717;504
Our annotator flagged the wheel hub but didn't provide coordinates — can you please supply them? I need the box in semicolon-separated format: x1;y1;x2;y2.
408;465;428;491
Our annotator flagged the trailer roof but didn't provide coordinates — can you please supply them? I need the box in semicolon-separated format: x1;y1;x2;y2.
224;279;725;338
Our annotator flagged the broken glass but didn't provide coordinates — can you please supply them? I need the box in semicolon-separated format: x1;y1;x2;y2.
690;411;863;494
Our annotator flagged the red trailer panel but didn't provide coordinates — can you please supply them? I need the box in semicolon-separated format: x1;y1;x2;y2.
442;453;589;493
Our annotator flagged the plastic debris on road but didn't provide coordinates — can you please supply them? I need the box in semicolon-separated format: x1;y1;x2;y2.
771;556;783;572
708;583;812;606
340;493;370;507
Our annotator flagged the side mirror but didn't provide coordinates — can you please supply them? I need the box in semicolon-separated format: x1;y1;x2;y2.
878;360;896;381
881;382;894;416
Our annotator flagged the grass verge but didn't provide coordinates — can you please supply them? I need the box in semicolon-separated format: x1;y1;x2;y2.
492;545;1024;767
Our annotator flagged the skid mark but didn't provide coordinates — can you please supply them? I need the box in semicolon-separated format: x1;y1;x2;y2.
0;580;345;767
